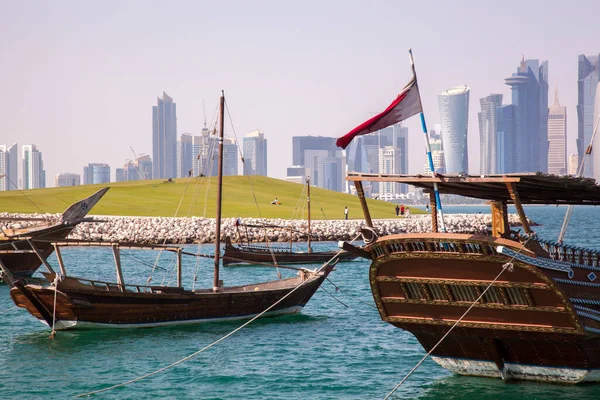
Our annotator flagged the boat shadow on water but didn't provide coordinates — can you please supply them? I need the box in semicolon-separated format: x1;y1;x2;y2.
7;312;323;353
416;374;600;400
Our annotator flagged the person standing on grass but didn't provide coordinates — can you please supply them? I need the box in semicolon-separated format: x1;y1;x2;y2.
344;206;349;220
406;206;410;218
400;204;405;216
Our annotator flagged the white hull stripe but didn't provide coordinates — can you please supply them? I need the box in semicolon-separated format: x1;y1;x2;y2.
41;306;304;330
431;356;600;384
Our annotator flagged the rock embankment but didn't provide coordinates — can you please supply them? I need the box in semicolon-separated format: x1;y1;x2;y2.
1;213;531;244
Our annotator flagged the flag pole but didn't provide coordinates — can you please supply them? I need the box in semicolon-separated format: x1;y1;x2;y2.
408;48;446;232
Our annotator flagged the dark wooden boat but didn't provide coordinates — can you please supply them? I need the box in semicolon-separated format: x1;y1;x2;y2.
223;236;357;266
0;188;108;277
1;91;334;330
341;173;600;384
223;178;358;266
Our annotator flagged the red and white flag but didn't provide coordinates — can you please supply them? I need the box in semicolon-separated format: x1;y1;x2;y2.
336;76;422;149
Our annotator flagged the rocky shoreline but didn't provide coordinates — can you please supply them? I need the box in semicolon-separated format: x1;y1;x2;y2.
1;213;532;244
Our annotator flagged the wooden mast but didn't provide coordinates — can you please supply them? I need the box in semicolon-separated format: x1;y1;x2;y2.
307;177;312;253
213;91;225;292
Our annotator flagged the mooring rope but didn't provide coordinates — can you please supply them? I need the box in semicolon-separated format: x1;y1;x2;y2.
319;284;349;308
49;273;61;339
382;237;532;400
73;280;308;398
325;277;378;310
0;305;17;315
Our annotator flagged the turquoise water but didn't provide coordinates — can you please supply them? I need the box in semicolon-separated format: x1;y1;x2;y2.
1;206;599;399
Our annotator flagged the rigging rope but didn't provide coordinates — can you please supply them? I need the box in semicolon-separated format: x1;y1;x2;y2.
558;114;600;243
49;273;61;339
0;305;17;315
1;174;46;215
146;175;193;284
325;277;378;310
73;280;308;398
224;99;282;279
382;237;532;400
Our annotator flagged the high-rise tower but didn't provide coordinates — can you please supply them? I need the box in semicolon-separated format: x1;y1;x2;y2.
577;54;600;177
548;87;567;175
22;144;45;189
438;85;470;174
243;130;267;176
505;57;549;173
478;94;503;175
0;143;18;190
152;92;177;179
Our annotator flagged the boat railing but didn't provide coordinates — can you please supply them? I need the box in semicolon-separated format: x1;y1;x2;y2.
522;234;600;267
369;235;521;259
50;274;180;294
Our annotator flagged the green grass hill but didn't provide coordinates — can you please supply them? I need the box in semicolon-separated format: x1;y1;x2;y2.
0;176;425;219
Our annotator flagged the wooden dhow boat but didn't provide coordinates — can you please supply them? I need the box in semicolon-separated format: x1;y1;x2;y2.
1;91;335;330
341;173;600;384
223;178;357;266
0;188;108;277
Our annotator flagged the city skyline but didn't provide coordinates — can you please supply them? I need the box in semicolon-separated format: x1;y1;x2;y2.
1;2;599;186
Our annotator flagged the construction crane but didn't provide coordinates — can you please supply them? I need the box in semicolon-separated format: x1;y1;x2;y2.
129;146;147;181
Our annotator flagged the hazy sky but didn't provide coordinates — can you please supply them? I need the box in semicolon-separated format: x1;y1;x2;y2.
1;1;598;186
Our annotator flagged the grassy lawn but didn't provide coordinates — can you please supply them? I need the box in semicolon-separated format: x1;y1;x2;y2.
0;176;426;219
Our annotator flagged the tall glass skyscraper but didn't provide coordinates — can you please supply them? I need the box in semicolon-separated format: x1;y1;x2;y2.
505;57;549;173
0;143;18;191
591;83;600;181
478;94;503;174
22;144;45;189
83;163;110;184
152;92;177;179
438;85;470;174
243;130;267;176
178;133;193;178
577;54;600;177
548;88;567;175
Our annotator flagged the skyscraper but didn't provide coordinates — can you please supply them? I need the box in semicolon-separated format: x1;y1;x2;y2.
178;133;193;178
577;54;600;176
223;137;239;176
496;105;517;173
22;144;45;189
592;83;600;181
83;163;110;185
505;57;549;173
424;126;445;174
243;130;267;176
568;154;579;175
478;94;503;174
379;146;402;196
152;92;177;179
0;143;18;191
292;136;337;166
124;155;152;181
54;173;80;187
548;88;567;175
438;85;470;174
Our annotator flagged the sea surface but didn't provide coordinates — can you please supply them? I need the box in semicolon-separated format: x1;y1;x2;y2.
1;206;600;399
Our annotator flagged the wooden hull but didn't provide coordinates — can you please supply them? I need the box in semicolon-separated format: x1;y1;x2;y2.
10;267;332;330
223;242;357;266
0;241;57;277
366;233;600;383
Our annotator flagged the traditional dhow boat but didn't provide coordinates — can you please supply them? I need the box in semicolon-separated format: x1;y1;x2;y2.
223;178;357;266
0;188;108;277
1;91;334;330
342;173;600;384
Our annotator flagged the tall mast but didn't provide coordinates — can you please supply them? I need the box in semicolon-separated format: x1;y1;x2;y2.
409;48;446;232
307;177;312;253
213;91;225;291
